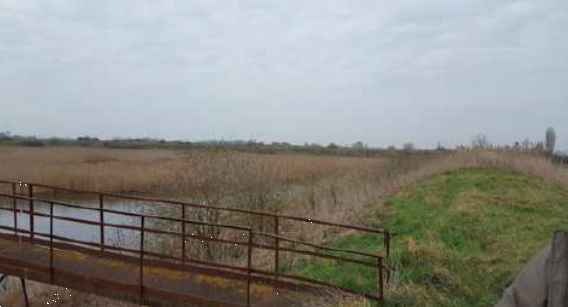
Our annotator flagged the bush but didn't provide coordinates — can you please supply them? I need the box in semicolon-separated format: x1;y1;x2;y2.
19;139;45;147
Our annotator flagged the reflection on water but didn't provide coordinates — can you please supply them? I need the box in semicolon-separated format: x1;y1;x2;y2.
0;193;239;263
0;196;151;250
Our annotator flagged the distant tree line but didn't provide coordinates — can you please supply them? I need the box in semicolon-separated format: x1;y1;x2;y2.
465;127;568;165
0;131;446;158
2;128;562;161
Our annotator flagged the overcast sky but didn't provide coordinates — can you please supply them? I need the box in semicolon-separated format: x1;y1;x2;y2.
0;0;567;149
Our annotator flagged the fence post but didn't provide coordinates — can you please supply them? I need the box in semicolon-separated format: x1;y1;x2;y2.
247;229;253;307
376;256;384;304
12;183;17;236
181;204;186;265
274;216;279;276
140;216;145;304
49;202;54;284
28;184;34;243
99;194;104;255
384;231;391;282
383;231;391;259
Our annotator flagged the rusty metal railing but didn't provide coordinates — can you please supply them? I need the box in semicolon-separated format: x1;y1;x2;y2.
0;191;388;305
0;179;394;263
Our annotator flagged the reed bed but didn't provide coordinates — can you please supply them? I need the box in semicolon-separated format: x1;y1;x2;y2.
2;146;566;306
0;146;384;193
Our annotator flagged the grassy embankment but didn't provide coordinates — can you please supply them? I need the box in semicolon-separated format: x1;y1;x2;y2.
0;145;444;307
4;147;565;307
300;168;568;307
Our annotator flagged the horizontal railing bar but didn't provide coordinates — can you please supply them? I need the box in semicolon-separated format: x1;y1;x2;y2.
0;191;114;211
0;229;382;302
0;193;99;212
275;214;389;235
254;231;382;259
7;228;176;260
0;182;388;301
43;212;100;226
0;206;380;266
0;228;251;274
0;228;147;258
0;192;251;231
103;208;250;231
0;232;325;302
0;221;374;269
251;242;377;268
0;206;15;213
182;233;377;267
3;228;108;253
0;207;379;269
0;207;101;227
184;233;249;246
0;205;253;247
0;180;390;235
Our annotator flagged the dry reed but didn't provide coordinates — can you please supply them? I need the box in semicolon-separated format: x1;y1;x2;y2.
2;146;566;306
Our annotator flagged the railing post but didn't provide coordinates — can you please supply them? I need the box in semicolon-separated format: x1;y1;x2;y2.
28;184;34;243
181;204;186;265
376;256;384;304
247;229;253;307
12;183;17;236
99;194;104;255
384;231;391;259
20;277;30;307
49;202;54;284
140;216;145;304
274;216;279;275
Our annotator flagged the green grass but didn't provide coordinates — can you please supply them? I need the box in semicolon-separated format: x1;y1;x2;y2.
295;168;568;307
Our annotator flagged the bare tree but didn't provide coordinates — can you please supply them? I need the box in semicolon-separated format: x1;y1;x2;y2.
352;141;365;149
403;142;415;152
545;127;556;155
472;133;489;149
521;138;532;151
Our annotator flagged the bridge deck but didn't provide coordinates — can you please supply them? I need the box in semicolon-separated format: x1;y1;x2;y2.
0;184;388;306
0;237;300;307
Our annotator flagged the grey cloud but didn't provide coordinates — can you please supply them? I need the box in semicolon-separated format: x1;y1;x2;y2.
0;0;567;148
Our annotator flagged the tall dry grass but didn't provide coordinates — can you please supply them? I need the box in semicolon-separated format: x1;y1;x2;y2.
2;146;566;307
0;146;182;192
0;147;560;244
0;146;391;265
0;146;385;193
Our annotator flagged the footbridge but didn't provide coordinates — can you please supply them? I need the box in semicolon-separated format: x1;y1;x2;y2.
0;179;392;307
